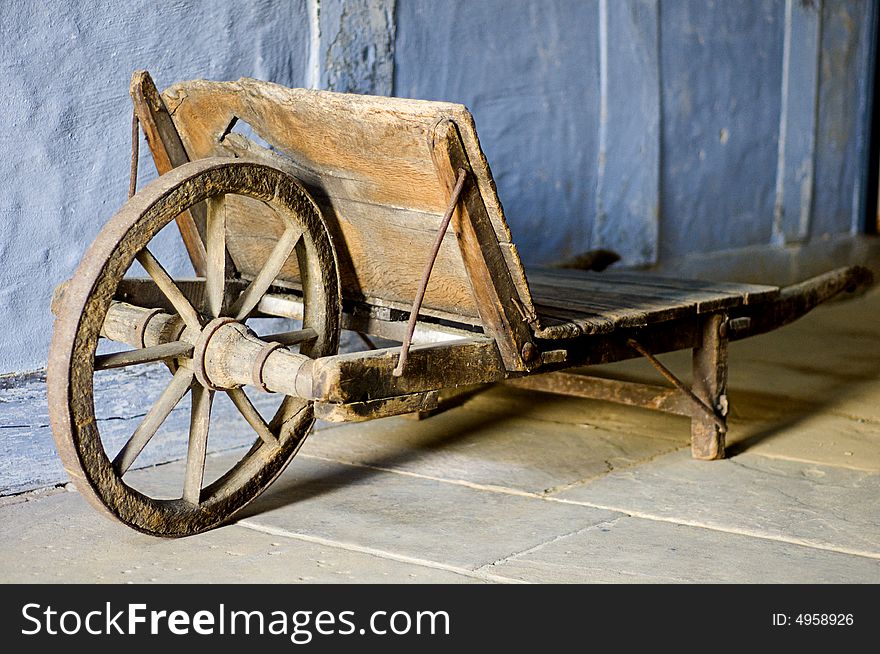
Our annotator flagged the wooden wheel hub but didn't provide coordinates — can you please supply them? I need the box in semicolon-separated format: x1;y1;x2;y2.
191;317;240;390
190;316;315;396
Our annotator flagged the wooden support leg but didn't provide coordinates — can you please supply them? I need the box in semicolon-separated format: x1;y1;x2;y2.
691;313;728;460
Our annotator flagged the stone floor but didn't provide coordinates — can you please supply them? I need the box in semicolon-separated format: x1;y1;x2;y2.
2;287;879;583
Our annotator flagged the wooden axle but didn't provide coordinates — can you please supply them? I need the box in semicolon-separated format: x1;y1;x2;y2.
100;300;506;407
101;301;317;398
101;301;187;348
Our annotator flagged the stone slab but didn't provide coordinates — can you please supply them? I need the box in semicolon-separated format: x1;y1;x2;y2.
727;354;880;423
489;515;880;583
1;367;303;495
462;385;689;443
557;450;880;558
0;489;479;584
127;453;619;570
301;398;687;495
725;411;880;472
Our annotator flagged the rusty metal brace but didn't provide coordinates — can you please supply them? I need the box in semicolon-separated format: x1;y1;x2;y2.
129;110;140;199
393;167;468;377
356;331;378;350
628;338;727;433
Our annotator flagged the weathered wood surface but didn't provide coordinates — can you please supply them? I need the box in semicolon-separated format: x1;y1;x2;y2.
101;265;872;416
94;340;192;371
310;337;506;404
204;194;227;317
130;71;208;275
47;75;879;537
113;367;194;476
115;278;246;318
505;371;692;417
228;226;303;320
183;384;212;504
135;248;202;331
530;267;778;339
226;388;278;446
315;391;439;423
101;300;183;349
160;78;536;323
111;262;870;358
97;298;498;424
726;265;873;340
691;314;728;460
527;265;863;381
257;291;475;344
533;267;779;306
431;119;537;371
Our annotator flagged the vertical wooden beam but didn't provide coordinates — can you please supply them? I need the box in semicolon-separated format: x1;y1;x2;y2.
130;70;208;276
593;0;660;266
431;119;536;372
773;0;822;245
691;313;728;460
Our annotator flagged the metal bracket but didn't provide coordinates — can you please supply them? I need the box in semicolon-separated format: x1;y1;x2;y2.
393;167;468;377
628;338;727;433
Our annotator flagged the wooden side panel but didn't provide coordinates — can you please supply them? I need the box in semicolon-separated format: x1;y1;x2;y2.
431;119;536;371
160;78;535;324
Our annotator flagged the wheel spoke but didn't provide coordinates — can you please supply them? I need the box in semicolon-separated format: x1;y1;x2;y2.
259;327;317;347
95;341;193;370
183;383;213;504
113;368;194;475
136;248;202;331
227;387;279;447
205;195;227;318
229;227;302;321
293;234;320;358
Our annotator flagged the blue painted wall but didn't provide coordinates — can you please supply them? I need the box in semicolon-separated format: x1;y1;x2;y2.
0;0;875;374
0;0;312;374
395;0;601;264
658;0;783;258
813;0;874;237
394;0;875;265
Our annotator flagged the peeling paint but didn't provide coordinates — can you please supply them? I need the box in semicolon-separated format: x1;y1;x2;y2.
319;0;395;95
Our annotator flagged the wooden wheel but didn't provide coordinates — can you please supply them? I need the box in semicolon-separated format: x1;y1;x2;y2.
48;158;340;537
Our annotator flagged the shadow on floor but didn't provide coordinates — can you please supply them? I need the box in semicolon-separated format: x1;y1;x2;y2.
237;397;538;519
240;290;880;518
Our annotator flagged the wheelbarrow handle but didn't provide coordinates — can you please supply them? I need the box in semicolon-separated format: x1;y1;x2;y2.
727;265;873;341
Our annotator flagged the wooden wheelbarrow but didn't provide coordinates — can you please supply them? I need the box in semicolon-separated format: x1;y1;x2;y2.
48;71;873;537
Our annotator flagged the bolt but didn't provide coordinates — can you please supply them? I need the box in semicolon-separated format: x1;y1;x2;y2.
521;341;538;362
